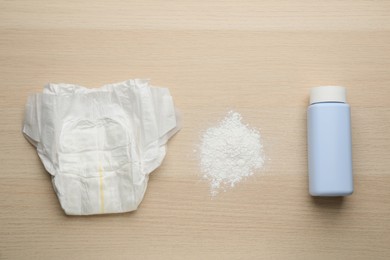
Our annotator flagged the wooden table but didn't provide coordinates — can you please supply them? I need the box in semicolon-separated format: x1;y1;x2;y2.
1;1;390;259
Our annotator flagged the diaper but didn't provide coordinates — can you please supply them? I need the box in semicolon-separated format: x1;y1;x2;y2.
23;79;180;215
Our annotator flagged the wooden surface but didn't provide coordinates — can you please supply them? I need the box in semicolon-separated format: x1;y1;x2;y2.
1;1;390;259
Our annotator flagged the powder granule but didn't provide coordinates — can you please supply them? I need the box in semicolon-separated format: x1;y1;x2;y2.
200;111;264;196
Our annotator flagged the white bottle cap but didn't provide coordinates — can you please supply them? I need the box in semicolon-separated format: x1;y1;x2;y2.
310;86;346;104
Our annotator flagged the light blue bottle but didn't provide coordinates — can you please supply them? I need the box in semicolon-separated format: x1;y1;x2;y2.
307;86;353;196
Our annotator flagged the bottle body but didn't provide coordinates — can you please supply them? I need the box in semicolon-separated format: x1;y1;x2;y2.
307;102;353;196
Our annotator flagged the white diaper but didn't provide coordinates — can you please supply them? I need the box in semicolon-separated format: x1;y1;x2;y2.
23;79;180;215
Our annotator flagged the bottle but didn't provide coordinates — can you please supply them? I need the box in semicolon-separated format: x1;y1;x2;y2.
307;86;353;196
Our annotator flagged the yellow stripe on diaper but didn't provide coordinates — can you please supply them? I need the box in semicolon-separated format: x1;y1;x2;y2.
99;164;105;213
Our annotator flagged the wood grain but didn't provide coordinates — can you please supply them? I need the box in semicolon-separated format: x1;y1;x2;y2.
1;0;390;259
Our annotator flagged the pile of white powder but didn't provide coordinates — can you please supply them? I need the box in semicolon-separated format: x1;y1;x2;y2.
199;111;265;196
